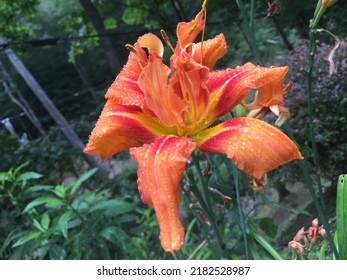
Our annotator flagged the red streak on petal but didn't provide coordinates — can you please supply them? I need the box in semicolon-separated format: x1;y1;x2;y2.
195;118;303;179
105;43;147;107
206;63;289;126
84;101;163;160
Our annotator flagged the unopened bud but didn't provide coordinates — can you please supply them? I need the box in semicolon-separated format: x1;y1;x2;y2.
288;241;304;256
322;0;337;8
293;227;305;242
312;218;319;228
319;228;326;238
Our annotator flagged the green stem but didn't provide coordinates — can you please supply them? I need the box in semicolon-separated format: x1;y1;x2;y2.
187;155;228;256
232;164;250;259
307;29;326;212
183;172;223;259
191;152;212;211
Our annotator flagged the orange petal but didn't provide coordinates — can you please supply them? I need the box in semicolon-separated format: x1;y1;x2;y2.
105;43;148;107
194;117;303;179
244;67;289;110
206;63;289;126
171;54;210;131
139;51;210;133
191;34;227;70
84;100;167;160
130;136;196;253
138;51;189;129
176;10;205;51
138;33;164;57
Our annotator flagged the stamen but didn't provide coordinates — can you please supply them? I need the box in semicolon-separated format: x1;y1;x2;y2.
125;43;137;54
200;1;207;65
202;0;207;10
160;29;175;53
125;43;145;71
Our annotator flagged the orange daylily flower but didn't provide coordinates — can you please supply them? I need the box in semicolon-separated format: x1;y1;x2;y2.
84;4;303;253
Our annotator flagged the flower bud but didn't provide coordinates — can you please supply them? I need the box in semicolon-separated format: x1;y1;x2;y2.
322;0;337;8
293;227;305;242
319;228;326;238
312;218;319;228
288;241;304;256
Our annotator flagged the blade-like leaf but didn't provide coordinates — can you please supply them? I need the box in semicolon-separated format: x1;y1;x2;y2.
337;174;347;260
90;198;135;215
249;230;284;260
17;172;43;182
12;232;41;247
41;213;50;230
58;211;73;239
33;219;46;232
23;197;64;213
24;185;53;193
100;226;128;248
69;168;97;196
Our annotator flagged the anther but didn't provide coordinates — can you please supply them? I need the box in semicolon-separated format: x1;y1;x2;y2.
125;43;137;54
160;29;175;53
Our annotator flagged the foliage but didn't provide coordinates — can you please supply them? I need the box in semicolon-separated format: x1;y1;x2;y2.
0;120;90;183
0;0;38;47
283;40;347;182
61;2;100;63
0;166;165;259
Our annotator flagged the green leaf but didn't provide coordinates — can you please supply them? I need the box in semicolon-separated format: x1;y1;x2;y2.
100;226;128;248
248;237;261;260
49;244;66;260
12;232;41;247
319;239;329;260
69;168;97;196
58;211;73;239
41;213;50;230
51;185;66;199
24;185;53;193
249;230;284;260
17;172;43;182
90;198;135;215
33;218;46;232
104;18;117;29
0;172;11;181
23;196;64;213
0;231;18;257
337;174;347;260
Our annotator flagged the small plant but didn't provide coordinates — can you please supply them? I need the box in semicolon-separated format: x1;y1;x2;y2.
0;166;166;259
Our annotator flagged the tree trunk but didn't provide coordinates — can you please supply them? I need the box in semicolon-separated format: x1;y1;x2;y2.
78;0;121;75
0;38;107;180
0;60;49;141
